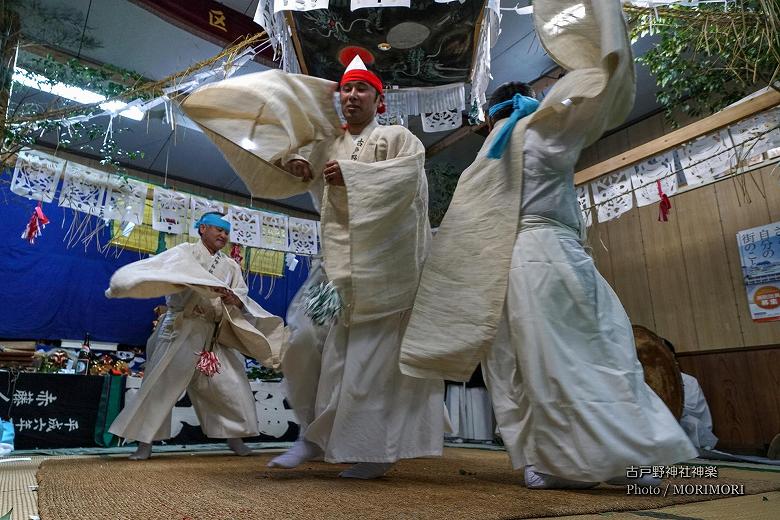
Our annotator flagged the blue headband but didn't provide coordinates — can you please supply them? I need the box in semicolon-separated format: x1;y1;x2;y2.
486;93;540;160
196;213;231;232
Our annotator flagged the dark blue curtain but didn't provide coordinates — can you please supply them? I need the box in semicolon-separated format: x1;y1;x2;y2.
0;183;307;345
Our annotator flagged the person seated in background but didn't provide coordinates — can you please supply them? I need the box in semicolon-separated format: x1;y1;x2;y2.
663;339;718;450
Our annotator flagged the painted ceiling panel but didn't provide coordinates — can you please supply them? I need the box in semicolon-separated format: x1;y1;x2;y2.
290;0;485;87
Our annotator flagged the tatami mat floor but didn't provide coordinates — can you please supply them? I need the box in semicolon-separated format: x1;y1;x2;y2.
2;445;779;520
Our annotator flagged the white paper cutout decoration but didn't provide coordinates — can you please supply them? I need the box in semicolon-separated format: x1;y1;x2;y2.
260;211;289;251
728;107;780;160
58;163;109;216
631;151;677;207
11;150;66;202
597;194;633;223
581;208;593;228
273;0;328;13
576;185;593;228
351;0;410;11
227;205;262;247
288;217;319;255
576;184;592;210
190;196;225;236
152;187;189;234
421;109;463;133
678;130;735;187
103;176;147;224
591;168;634;223
591;168;632;205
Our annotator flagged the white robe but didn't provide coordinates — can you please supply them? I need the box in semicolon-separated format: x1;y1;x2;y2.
400;0;697;482
680;373;718;449
180;72;444;462
108;241;282;443
301;124;443;462
281;258;328;428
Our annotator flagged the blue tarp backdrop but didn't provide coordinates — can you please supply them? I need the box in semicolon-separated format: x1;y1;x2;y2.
0;183;308;345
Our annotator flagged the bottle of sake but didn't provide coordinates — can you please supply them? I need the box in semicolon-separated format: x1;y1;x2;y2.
75;333;91;375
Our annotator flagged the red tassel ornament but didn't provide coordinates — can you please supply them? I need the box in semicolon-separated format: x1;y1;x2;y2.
196;350;221;377
230;243;243;266
21;202;50;244
657;180;672;222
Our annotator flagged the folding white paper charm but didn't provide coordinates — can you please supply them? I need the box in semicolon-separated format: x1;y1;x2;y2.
596;194;633;223
11;150;66;202
288;217;319;255
103;176;147;224
227;205;262;247
260;211;289;251
152;187;189;234
59;163;108;216
678;130;734;187
190;196;225;236
631;151;677;207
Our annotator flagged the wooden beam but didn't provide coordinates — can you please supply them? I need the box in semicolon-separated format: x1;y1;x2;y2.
129;0;277;68
574;88;780;186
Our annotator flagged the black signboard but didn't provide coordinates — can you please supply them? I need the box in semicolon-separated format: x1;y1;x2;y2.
1;371;105;449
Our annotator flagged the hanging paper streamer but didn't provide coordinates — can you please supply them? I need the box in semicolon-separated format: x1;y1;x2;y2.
631;151;677;207
21;202;50;244
677;130;735;187
576;184;592;212
260;211;289;251
190;196;225;236
58;163;108;216
581;208;593;228
316;220;322;253
227;206;263;247
102;176;147;224
11;150;66;202
152;187;189;234
576;185;593;228
288;217;319;255
469;0;500;122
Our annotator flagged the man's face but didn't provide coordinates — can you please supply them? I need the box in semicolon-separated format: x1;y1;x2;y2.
339;81;382;125
200;224;228;253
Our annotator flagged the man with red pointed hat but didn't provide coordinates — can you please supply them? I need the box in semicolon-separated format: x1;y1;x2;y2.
182;54;444;479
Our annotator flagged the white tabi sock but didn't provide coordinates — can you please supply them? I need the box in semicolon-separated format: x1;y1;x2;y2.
267;439;321;468
339;462;394;480
227;438;252;456
524;466;599;490
128;442;152;461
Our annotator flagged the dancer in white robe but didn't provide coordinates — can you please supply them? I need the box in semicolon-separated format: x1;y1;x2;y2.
107;213;284;460
400;0;697;488
180;56;444;479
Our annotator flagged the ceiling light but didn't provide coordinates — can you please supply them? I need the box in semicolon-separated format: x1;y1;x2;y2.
377;42;392;51
12;67;145;121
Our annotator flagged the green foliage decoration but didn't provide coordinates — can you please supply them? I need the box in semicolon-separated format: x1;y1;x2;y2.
626;1;779;125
